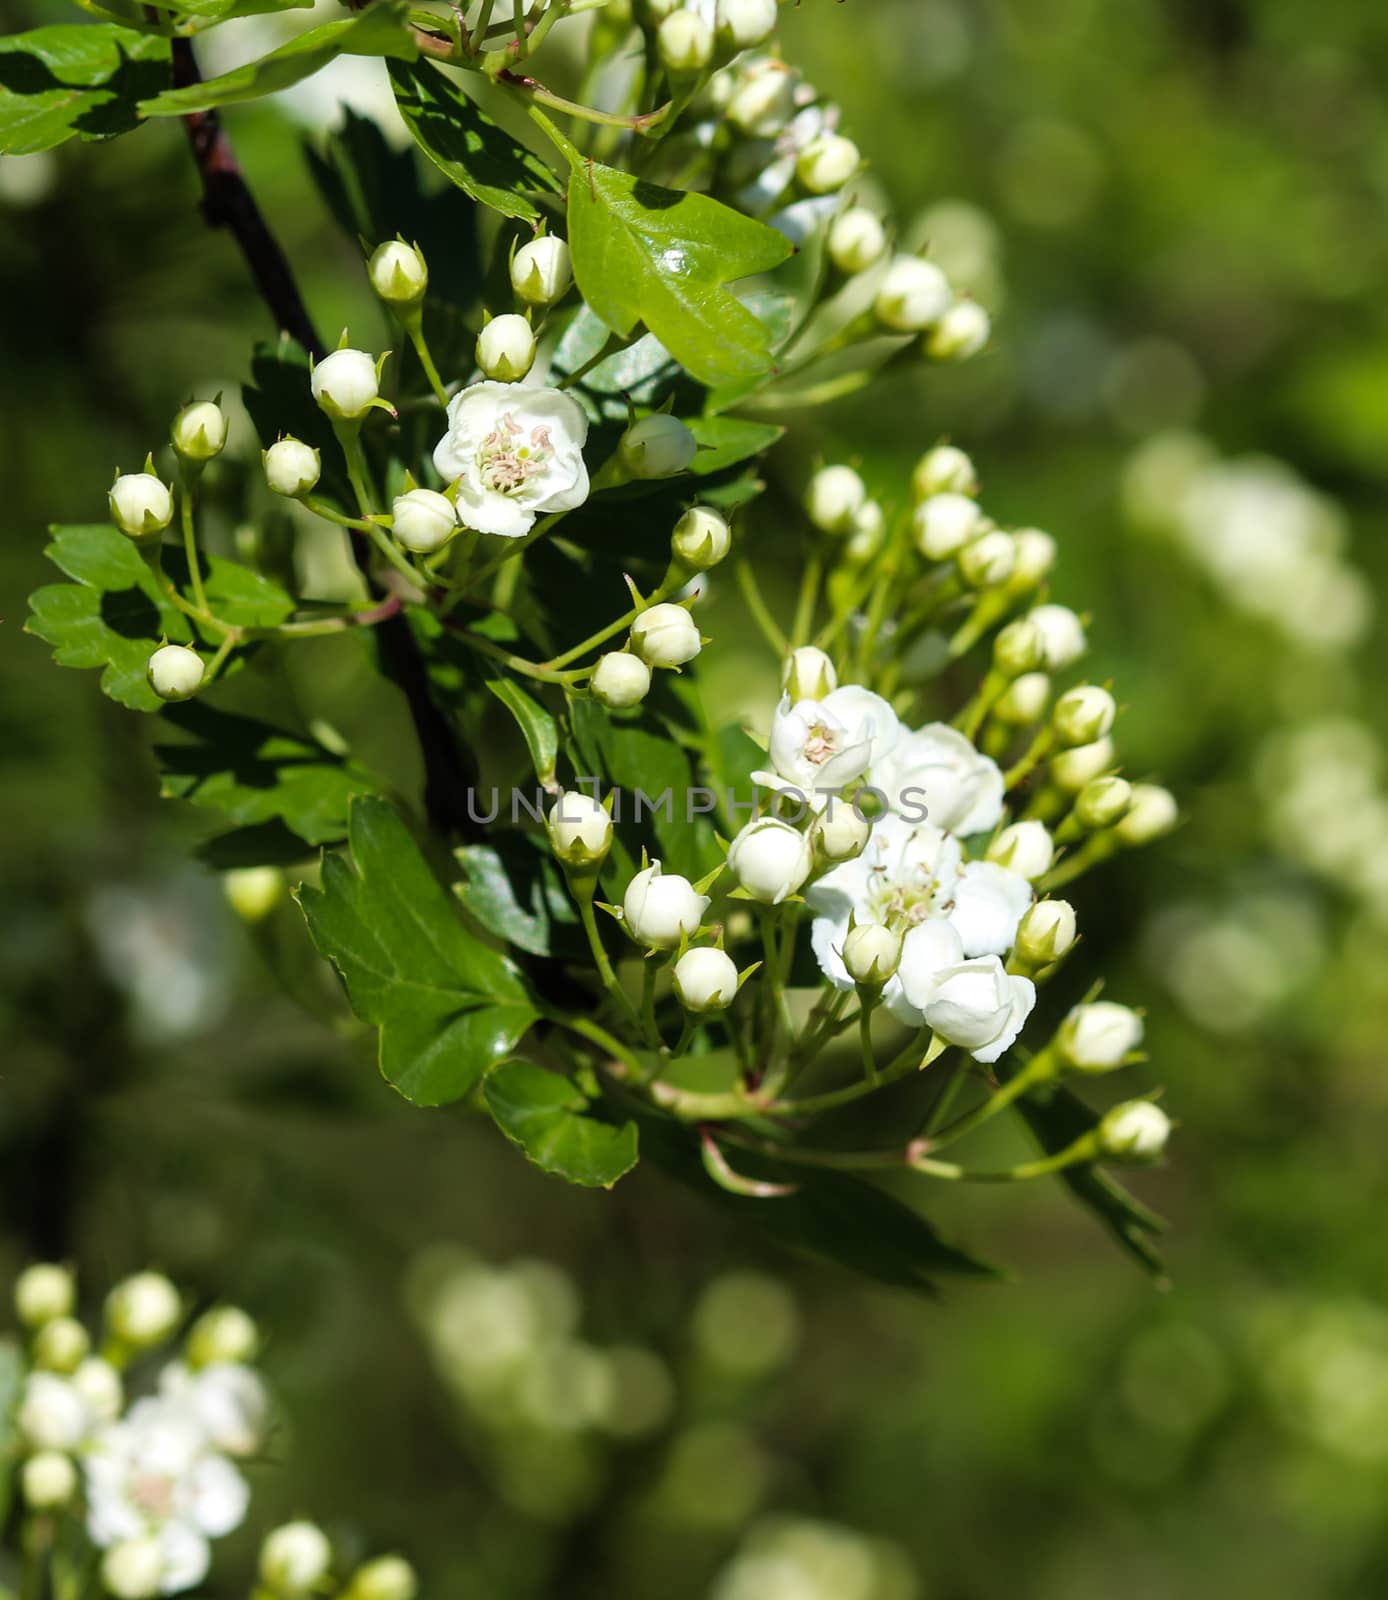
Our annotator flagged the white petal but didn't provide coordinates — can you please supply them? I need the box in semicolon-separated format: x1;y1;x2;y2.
946;862;1033;957
183;1456;249;1539
157;1524;211;1595
895;919;966;1012
456;485;533;537
810;912;853;990
971;975;1036;1064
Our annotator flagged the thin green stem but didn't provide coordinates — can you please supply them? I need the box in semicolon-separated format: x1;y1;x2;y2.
925;1054;1053;1153
922;1052;968;1137
407;322;450;408
545;573;678;669
366;521;430;592
202;628;239;685
557;331;628;391
640;957;662;1049
463;510;565;592
503;69;672;131
778;1023;929;1116
1004;728;1055;791
179;484;208;614
859;994;880;1086
541;1006;644;1079
451;626;586;685
734;557;789;657
792;550;822;646
575;894;642;1032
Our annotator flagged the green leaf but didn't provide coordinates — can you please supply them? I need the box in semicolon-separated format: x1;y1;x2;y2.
686;415;783;477
556;135;794;387
195;820;317;871
551;305;680;421
0;25;169;155
484;1060;638;1188
243;339;351;509
455;837;575;958
145;0;314;18
202;562;295;629
297;797;538;1105
486;678;559;790
138;1;417;116
389;61;562;224
155;702;377;845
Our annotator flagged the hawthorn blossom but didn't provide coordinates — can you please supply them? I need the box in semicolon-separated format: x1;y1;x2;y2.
871;722;1004;834
752;686;901;805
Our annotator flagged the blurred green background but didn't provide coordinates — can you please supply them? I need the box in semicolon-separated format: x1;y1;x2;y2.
5;0;1388;1594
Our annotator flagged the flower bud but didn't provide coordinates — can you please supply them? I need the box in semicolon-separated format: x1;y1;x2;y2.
476;313;536;382
511;235;572;307
264;437;321;498
223;865;284;923
1052;685;1116;747
874;256;951;332
547;791;613;868
32;1316;89;1374
1098;1100;1170;1161
1115;783;1178;846
16;1264;75;1328
672;505;731;570
109;472;173;538
391;487;457;553
22;1451;77;1511
658;9;713;71
105;1271;181;1348
1006;528;1057;593
842;921;902;985
796;132;860;194
912;492;984;559
993;619;1044;678
958;530;1016;589
1014;898;1077;967
18;1374;86;1451
147;644;204;703
726;59;795;135
590;651;651;708
345;1557;419;1600
171;399;228;462
623;862;709;948
992;671;1050;726
368;239;427;306
1049;736;1115;793
925;299;991;361
1025;603;1086;669
673;946;740;1014
1058;1000;1143;1072
1073;775;1132;830
187;1305;260;1368
827;206;887;275
102;1538;165;1600
805;464;866;535
986;819;1054;881
311;347;381;420
717;0;778;48
727;817;814;905
810;803;871;863
620;414;698;478
782;645;837;703
845;499;885;562
912;444;977;501
261;1522;333;1596
631;602;701;668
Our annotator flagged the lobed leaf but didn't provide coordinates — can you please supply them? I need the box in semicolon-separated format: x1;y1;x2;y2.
0;25;169;155
484;1060;639;1188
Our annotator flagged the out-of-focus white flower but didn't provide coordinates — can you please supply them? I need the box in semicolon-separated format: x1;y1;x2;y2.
926;299;991;360
912;445;977;501
796;132;859;193
658;9;714;71
623;863;709;948
1026;603;1087;669
827;206;887;275
717;0;778;49
106;1273;182;1349
19;1373;90;1451
993;618;1044;678
433;381;589;538
1049;736;1115;792
1099;1100;1170;1160
33;1315;90;1373
912;491;985;559
875;255;951;332
728;818;814;904
158;1363;269;1459
1008;527;1057;591
345;1555;419;1600
804;464;866;534
957;529;1016;589
993;671;1051;725
22;1450;78;1510
1074;775;1132;830
1116;783;1178;845
873;721;1003;834
1052;685;1116;746
101;1538;165;1600
260;1521;332;1596
187;1308;259;1370
16;1263;75;1328
72;1358;124;1424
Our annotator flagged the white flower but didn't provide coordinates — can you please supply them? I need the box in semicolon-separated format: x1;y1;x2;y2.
72;1358;124;1423
630;602;701;668
102;1538;165;1600
941;861;1033;956
187;1308;259;1369
672;506;731;570
1026;603;1087;669
147;646;204;704
1058;1001;1143;1071
1099;1101;1170;1160
171;401;227;463
623;862;709;948
717;0;778;48
827;207;887;275
19;1373;89;1451
986;820;1054;881
547;791;613;867
620;414;698;478
158;1362;269;1459
911;492;984;559
796;132;859;193
804;464;866;534
725;55;796;137
433;381;589;538
782;645;837;703
34;1315;90;1373
106;1273;182;1348
22;1450;78;1510
1053;685;1116;746
110;473;173;538
673;947;740;1013
348;1556;420;1600
842;922;902;985
873;721;1003;834
476;314;536;382
658;9;714;70
1009;528;1057;590
263;438;321;498
912;445;977;501
1116;783;1178;845
754;685;900;804
727;818;814;904
875;256;951;332
15;1263;75;1327
926;299;991;360
368;240;427;306
1014;899;1077;967
260;1522;333;1595
958;530;1016;588
589;651;651;708
310;347;381;421
917;955;1035;1063
391;488;457;554
511;235;571;307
